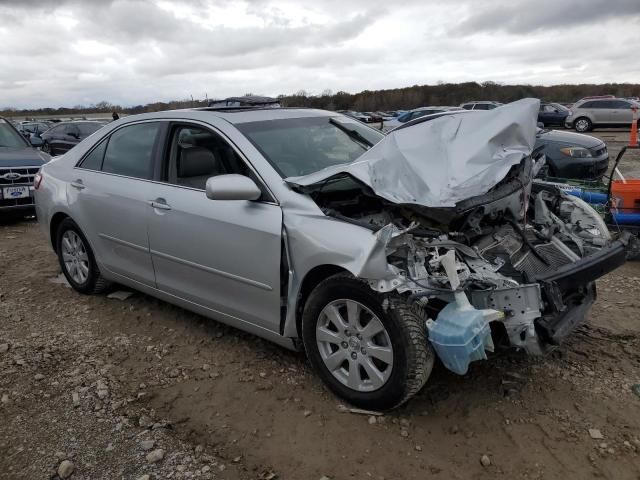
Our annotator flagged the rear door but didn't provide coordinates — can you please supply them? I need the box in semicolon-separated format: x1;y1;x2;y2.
147;121;283;332
69;121;164;286
60;124;80;153
608;100;633;125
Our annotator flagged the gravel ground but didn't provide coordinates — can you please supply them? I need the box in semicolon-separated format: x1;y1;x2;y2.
1;129;640;480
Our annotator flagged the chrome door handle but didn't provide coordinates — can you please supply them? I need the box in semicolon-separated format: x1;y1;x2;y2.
148;200;171;211
70;180;85;190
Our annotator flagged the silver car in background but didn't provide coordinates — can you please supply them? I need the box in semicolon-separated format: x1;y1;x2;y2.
35;103;628;410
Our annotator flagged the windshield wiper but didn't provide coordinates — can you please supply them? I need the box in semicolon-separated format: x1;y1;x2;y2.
329;118;374;148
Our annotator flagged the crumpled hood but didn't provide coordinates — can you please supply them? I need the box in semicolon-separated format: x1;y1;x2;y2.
287;98;540;208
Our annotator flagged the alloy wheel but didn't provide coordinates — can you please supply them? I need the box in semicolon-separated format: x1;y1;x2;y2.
61;230;90;284
316;299;393;392
575;119;590;132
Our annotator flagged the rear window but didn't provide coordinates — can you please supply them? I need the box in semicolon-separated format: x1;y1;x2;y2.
236;116;384;178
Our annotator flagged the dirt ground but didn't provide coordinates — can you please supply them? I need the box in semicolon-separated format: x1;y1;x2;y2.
1;130;640;480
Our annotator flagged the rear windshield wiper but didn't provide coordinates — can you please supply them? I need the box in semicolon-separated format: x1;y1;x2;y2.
329;118;374;148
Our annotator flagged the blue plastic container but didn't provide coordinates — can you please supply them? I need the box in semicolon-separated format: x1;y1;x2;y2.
427;302;494;375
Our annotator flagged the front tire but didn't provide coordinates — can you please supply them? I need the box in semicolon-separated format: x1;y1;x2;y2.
42;141;52;155
574;117;592;133
56;218;111;294
302;274;434;410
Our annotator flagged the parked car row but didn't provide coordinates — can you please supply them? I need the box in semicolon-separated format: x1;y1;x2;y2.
341;94;639;133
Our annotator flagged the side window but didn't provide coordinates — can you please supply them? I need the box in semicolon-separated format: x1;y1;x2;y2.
166;124;250;190
78;123;100;137
102;123;160;179
610;100;631;109
79;139;108;171
473;104;488;110
461;104;472;110
581;101;604;109
64;124;79;137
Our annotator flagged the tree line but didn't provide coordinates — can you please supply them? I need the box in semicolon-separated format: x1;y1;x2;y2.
3;81;639;117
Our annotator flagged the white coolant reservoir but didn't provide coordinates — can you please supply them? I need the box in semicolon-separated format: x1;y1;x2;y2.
426;250;503;375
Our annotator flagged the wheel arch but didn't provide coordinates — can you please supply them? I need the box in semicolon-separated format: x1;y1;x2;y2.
49;211;70;253
293;264;351;339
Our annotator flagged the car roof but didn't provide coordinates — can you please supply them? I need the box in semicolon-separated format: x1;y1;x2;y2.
188;107;336;124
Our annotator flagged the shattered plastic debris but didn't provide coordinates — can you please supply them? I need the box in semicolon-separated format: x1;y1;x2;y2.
107;291;134;301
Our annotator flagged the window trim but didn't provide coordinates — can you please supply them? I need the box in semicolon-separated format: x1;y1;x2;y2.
156;120;277;204
74;119;165;182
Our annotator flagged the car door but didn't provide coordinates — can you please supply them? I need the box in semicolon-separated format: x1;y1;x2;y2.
608;100;633;125
588;100;613;124
69;121;163;287
60;124;80;153
46;125;64;153
147;122;284;332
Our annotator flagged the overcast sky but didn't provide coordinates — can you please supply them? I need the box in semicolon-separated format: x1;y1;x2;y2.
1;0;639;108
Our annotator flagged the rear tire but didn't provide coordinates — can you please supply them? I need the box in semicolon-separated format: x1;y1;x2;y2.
56;218;111;294
302;274;434;410
42;141;52;154
574;117;592;133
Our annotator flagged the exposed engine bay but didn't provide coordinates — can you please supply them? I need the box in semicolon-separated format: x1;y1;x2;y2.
296;156;628;372
287;99;628;375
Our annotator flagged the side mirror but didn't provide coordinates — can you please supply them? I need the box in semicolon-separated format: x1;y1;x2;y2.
537;122;544;128
30;136;43;147
205;174;261;201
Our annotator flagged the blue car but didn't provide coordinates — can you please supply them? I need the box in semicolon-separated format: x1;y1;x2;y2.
538;102;569;127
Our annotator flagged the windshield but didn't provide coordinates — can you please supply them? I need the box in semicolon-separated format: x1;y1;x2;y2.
236;116;384;177
0;119;29;148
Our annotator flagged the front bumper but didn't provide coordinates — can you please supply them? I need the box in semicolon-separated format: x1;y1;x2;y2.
555;154;609;179
470;233;629;354
533;233;629;344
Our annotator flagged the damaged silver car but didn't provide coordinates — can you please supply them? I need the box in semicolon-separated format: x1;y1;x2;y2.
35;99;629;410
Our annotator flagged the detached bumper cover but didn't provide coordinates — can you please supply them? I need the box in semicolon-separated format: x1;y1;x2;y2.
533;233;629;344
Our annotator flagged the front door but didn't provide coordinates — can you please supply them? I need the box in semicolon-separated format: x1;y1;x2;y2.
147;122;283;332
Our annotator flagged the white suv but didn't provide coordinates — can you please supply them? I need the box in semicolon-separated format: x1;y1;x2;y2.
565;97;638;132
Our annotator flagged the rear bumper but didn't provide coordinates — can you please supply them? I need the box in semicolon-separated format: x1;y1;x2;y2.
533;233;629;344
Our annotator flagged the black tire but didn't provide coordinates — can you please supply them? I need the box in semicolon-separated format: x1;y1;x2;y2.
42;141;52;155
302;274;434;410
55;217;111;294
574;117;592;133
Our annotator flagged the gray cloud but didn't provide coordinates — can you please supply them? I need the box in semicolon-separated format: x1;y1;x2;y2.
460;0;640;34
0;0;639;109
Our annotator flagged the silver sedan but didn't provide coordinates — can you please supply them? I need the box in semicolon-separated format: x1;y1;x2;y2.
35;105;628;410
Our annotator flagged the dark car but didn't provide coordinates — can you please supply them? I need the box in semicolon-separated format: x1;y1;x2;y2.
393;109;609;180
40;121;103;155
536;128;608;179
538;102;569;127
0;117;51;218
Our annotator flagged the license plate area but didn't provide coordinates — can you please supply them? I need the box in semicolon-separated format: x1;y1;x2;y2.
2;186;30;199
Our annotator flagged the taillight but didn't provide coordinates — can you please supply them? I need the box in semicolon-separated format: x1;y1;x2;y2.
34;172;43;190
